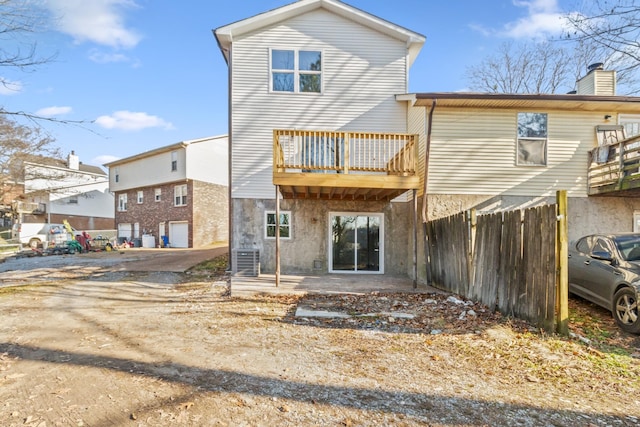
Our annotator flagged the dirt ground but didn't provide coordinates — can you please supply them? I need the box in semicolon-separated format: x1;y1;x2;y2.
0;249;639;426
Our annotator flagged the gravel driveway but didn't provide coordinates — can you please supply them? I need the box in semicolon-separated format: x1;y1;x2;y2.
0;246;639;426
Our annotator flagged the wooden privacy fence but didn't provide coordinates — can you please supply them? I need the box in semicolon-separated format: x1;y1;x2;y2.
426;203;563;333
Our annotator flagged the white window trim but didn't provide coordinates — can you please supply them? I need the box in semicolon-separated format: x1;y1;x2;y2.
137;190;144;204
265;210;292;240
118;194;128;212
516;112;548;167
328;212;384;274
619;114;640;138
171;151;178;172
155;188;162;202
269;48;323;94
174;184;187;207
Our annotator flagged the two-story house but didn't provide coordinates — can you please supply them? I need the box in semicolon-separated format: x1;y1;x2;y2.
17;151;114;230
215;0;425;278
104;136;228;248
216;0;640;285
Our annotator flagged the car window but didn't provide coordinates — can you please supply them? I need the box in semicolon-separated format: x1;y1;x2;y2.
592;238;611;254
576;237;592;254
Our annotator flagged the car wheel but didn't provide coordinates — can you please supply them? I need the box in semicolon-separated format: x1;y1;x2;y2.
29;238;41;249
613;288;640;334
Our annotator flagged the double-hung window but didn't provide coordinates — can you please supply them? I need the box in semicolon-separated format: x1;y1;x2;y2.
271;49;322;93
174;184;187;206
517;112;547;166
171;151;178;172
155;188;162;202
265;211;291;239
137;190;144;204
118;194;128;211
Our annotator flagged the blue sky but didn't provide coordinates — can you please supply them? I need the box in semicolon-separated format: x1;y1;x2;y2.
0;0;577;169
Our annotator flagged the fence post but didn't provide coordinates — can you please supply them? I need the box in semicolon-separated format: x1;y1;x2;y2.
556;190;568;335
468;208;477;287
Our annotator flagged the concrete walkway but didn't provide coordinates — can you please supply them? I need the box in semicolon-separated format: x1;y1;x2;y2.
230;273;441;297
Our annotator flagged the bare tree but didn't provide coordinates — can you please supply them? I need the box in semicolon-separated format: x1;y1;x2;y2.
0;114;61;211
565;0;640;94
0;0;51;92
466;41;575;94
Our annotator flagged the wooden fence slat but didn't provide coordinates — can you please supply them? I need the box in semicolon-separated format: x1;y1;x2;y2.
426;202;557;333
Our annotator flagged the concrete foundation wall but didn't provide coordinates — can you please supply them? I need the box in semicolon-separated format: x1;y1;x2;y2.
232;198;412;275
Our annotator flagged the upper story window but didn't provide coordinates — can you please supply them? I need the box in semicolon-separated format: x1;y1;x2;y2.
174;184;187;206
619;114;640;138
137;190;144;204
118;193;128;212
155;188;161;202
517;112;547;166
171;151;178;172
271;49;322;93
115;167;120;183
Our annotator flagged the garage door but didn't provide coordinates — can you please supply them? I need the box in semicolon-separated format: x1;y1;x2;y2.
169;222;189;248
118;223;132;238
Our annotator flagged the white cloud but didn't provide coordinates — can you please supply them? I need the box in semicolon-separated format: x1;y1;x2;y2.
45;0;142;49
94;154;120;166
95;110;174;131
87;49;141;67
0;78;23;95
471;0;572;40
36;106;72;116
502;0;570;39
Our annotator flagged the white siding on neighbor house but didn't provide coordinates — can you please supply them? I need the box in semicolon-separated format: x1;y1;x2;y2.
24;164;113;219
423;108;603;197
230;8;409;199
49;184;113;217
109;149;187;192
185;136;228;185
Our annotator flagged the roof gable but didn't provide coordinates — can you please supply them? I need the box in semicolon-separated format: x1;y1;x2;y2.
214;0;425;66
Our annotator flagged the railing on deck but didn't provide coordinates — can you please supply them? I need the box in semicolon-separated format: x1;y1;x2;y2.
588;134;640;193
274;129;417;175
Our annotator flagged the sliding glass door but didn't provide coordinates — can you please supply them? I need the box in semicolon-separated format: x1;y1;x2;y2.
329;213;383;273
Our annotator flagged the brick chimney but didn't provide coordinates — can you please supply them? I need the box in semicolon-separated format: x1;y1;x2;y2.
67;151;80;170
576;63;616;96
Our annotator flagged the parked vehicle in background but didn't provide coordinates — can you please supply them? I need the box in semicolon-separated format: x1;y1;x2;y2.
11;223;74;249
568;233;640;334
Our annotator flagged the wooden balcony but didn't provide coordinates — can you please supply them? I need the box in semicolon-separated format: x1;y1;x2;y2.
588;134;640;196
273;129;420;201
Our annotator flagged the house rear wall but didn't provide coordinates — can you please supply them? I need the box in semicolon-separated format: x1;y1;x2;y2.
233;198;411;275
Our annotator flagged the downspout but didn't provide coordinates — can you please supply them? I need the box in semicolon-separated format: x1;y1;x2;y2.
226;46;233;272
422;99;436;284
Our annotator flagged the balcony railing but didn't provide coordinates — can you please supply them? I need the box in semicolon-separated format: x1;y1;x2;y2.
273;129;419;201
588;134;640;195
274;129;417;175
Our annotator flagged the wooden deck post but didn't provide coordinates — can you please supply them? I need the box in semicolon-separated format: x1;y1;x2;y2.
275;185;280;287
413;189;418;288
556;190;568;335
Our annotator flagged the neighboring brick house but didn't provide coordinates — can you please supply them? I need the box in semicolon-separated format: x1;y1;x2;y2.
104;136;228;248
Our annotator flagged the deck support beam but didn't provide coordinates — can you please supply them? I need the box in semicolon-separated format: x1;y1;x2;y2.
275;185;280;287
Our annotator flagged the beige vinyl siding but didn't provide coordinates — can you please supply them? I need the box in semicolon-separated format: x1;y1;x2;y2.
596;71;616;95
426;109;601;197
230;9;409;199
407;104;426;198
